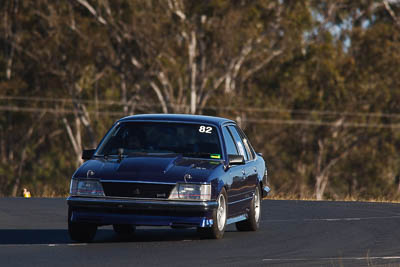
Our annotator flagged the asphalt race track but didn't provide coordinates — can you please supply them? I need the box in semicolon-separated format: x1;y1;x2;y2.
1;198;400;267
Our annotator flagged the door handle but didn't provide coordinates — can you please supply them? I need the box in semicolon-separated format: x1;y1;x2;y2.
253;167;257;172
242;169;245;175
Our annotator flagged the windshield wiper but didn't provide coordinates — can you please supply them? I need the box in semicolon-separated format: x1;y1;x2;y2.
100;153;118;159
97;148;126;160
126;152;149;156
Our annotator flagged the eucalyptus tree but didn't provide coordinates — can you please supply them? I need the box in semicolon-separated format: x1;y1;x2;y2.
272;0;400;199
71;0;296;114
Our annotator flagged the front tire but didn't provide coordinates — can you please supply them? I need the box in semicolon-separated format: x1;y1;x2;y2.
236;185;261;231
68;208;97;242
198;188;227;239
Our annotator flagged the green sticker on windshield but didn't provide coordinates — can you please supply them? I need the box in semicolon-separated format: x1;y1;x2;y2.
210;154;221;159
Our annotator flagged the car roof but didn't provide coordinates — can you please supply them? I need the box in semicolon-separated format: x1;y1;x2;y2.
118;114;235;127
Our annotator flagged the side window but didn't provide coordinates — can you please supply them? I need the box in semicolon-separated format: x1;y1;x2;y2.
222;127;239;155
235;126;255;160
228;125;249;161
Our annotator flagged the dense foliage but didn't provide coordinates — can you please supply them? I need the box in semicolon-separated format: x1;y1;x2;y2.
1;0;400;200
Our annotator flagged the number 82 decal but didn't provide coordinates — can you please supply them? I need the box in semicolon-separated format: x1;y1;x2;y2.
199;126;212;134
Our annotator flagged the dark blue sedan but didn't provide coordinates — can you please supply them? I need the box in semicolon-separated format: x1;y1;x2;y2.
67;114;269;241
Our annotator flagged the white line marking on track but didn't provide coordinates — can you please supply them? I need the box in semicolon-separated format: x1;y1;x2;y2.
265;215;400;223
0;243;88;248
262;256;400;262
67;243;88;246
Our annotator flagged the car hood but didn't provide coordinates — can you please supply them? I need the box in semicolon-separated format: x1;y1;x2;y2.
73;155;223;183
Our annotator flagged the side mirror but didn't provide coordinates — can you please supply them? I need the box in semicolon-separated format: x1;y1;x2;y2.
228;154;245;165
82;149;96;160
257;152;263;157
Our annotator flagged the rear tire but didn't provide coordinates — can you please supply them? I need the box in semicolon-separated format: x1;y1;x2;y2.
198;188;227;239
113;224;136;236
68;208;97;242
236;185;261;231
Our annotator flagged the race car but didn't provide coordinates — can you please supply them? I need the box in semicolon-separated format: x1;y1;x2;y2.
67;114;269;241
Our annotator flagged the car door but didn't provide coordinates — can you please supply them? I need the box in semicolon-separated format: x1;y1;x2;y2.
227;126;255;203
221;126;246;216
234;125;259;193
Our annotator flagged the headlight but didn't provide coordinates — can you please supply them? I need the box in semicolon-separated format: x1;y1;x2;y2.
70;179;105;197
169;183;211;201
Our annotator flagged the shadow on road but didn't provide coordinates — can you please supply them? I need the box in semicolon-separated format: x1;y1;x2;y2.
0;229;72;245
119;228;201;242
0;227;236;244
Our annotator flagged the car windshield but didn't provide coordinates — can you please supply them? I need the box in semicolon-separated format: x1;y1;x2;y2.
96;121;222;159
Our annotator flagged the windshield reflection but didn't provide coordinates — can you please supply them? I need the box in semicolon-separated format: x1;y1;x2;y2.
96;122;222;159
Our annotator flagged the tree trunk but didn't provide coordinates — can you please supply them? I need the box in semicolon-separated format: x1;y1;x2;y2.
120;73;128;115
11;148;27;197
296;160;307;198
63;117;83;168
189;30;197;114
315;173;328;200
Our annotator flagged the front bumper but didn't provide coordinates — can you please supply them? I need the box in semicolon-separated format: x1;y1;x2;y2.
67;196;218;227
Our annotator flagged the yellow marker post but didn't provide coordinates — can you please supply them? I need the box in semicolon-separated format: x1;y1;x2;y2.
23;188;31;198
